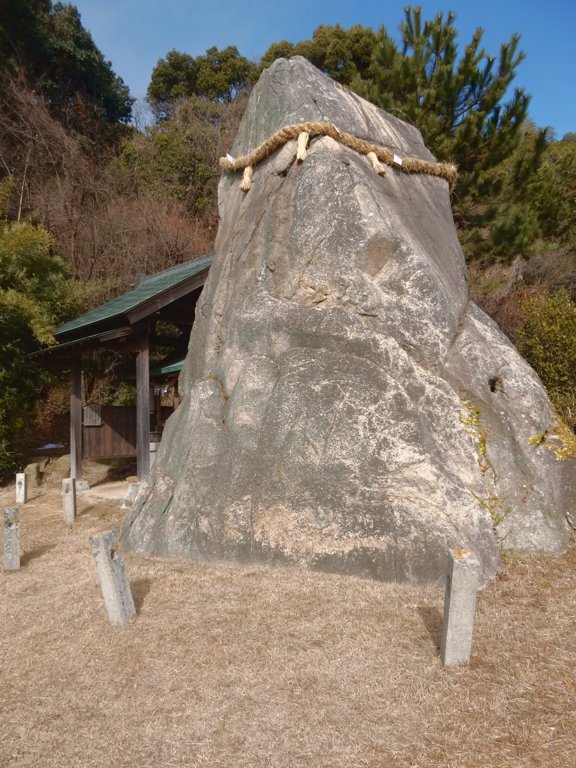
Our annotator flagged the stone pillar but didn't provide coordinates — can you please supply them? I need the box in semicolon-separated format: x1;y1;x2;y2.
15;473;27;504
149;438;160;468
90;532;136;627
3;507;20;570
121;482;143;510
62;478;77;524
440;548;481;667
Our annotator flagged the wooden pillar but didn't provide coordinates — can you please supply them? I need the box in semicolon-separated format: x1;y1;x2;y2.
136;328;150;480
154;388;162;432
70;358;83;481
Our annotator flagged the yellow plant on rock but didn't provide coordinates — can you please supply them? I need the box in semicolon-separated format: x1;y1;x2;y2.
460;400;489;474
529;415;576;460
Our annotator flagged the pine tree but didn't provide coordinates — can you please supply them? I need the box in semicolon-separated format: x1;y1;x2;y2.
352;7;545;262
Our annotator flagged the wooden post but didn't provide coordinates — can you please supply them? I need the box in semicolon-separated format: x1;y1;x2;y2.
136;328;150;480
154;387;162;432
70;359;83;482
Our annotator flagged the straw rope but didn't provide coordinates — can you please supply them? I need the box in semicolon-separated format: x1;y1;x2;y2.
219;121;457;191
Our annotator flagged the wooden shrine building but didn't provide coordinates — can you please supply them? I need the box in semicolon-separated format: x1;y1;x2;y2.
34;256;212;482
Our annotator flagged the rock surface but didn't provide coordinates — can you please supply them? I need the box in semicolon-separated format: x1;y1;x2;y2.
123;57;574;585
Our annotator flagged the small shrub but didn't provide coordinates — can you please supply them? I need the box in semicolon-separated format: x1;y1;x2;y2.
517;289;576;429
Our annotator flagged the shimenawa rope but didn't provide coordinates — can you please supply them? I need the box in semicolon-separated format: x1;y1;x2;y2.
219;121;457;192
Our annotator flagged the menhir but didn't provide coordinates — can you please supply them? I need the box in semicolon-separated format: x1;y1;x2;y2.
122;57;575;586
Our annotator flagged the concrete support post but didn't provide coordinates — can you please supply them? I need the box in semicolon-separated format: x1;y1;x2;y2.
15;473;28;504
3;507;20;570
62;478;77;524
441;548;481;667
90;531;136;627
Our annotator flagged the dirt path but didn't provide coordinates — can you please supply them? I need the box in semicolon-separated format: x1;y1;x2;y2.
1;483;575;767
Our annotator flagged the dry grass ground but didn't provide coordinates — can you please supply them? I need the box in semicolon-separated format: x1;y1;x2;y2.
1;483;575;768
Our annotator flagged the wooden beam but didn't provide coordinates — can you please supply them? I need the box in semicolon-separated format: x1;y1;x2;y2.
136;328;150;480
70;359;83;481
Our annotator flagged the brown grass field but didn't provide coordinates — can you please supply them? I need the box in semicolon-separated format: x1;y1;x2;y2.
1;482;575;767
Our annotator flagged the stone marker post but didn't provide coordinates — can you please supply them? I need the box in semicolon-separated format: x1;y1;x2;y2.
15;473;28;504
121;481;143;510
440;548;481;667
62;478;76;523
90;531;136;627
3;507;20;570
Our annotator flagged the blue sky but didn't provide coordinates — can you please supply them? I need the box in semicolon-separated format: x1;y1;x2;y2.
72;0;575;138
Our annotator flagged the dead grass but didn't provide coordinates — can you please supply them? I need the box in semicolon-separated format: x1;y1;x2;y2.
1;484;575;767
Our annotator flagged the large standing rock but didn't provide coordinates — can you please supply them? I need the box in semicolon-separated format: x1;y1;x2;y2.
123;57;575;585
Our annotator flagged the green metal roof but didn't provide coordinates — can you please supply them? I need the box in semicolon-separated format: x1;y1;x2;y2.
55;256;213;341
152;359;185;376
122;355;186;380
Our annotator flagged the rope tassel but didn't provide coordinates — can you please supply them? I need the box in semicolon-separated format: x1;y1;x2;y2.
240;165;254;192
296;131;310;161
367;151;386;176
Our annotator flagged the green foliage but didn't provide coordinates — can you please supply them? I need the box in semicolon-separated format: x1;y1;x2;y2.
0;0;51;74
112;95;242;225
259;40;296;70
147;50;197;109
0;216;86;476
517;290;576;428
468;132;576;314
529;135;576;249
260;24;377;84
115;121;212;207
44;3;133;128
0;0;133;135
148;45;258;116
112;382;136;407
477;126;548;262
1;223;70;341
195;46;258;102
456;124;550;264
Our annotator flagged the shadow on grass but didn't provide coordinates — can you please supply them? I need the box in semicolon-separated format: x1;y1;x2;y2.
418;605;443;650
21;543;57;565
131;578;152;612
77;504;118;519
75;504;97;519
